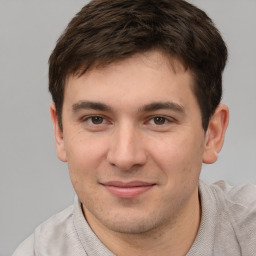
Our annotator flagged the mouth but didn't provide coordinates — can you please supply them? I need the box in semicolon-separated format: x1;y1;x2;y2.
100;181;156;198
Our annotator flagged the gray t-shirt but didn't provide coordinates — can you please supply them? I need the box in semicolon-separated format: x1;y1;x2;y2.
13;180;256;256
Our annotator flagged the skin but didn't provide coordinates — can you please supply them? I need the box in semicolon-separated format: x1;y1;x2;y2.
51;50;229;256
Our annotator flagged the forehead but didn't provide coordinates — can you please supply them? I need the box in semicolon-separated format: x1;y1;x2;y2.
64;50;197;111
66;50;191;82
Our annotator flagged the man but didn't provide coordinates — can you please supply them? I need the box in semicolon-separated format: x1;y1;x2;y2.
13;0;256;255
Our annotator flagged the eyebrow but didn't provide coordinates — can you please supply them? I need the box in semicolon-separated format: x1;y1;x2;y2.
140;102;185;113
72;100;184;114
72;101;111;112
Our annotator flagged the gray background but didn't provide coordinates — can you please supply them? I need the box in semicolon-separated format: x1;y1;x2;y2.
0;0;255;255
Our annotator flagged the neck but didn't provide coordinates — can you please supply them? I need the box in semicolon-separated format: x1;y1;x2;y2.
84;190;201;256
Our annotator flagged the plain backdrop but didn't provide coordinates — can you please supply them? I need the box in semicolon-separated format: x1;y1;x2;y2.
0;1;255;255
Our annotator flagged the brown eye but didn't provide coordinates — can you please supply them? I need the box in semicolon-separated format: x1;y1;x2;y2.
90;116;104;124
153;116;167;125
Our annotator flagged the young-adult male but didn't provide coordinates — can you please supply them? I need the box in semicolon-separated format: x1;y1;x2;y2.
13;0;256;255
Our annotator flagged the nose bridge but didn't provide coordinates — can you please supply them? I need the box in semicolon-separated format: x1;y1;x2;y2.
107;121;146;170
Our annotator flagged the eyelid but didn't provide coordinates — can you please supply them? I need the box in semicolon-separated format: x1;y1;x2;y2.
146;115;176;124
79;114;114;132
83;115;105;122
81;114;111;125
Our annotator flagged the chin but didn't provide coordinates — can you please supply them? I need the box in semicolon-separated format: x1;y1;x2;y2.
98;210;168;235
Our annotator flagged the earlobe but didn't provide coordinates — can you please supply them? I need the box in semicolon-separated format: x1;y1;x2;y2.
50;103;67;162
203;104;229;164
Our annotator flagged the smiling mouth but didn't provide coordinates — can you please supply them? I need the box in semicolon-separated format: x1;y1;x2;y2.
101;181;156;198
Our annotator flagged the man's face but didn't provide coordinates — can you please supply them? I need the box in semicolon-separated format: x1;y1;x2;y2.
55;50;208;234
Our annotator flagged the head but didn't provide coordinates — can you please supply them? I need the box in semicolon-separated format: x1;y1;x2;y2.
48;0;229;252
49;0;227;132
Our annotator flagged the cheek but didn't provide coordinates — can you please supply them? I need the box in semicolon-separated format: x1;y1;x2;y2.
64;134;109;187
151;136;203;206
149;134;204;178
65;131;108;164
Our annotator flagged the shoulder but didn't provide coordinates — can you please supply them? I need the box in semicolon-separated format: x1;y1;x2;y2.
212;180;256;226
211;180;256;204
203;180;256;254
12;205;74;256
209;180;256;215
35;204;74;235
13;234;35;256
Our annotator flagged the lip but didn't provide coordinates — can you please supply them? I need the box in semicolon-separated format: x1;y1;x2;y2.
101;181;155;198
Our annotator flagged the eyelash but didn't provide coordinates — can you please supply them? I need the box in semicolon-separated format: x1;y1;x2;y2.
82;115;108;125
80;115;175;131
147;116;172;125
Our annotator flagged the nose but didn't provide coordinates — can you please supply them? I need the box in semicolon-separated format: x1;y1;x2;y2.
107;123;147;171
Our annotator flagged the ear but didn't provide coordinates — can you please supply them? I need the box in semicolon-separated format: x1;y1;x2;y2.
50;103;67;162
203;104;229;164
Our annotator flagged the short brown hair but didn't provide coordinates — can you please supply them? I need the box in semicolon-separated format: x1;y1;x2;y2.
49;0;228;131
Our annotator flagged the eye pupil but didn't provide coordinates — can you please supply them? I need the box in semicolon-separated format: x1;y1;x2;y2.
91;116;103;124
154;116;165;125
